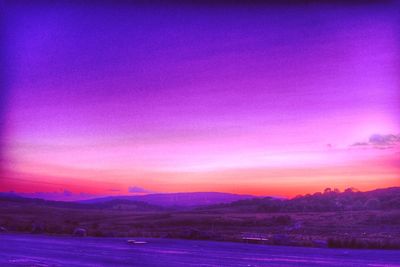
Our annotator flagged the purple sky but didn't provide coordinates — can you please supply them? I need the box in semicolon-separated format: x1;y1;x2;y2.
1;2;399;198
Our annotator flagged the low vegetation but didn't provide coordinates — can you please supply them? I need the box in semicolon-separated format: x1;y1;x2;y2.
0;187;399;249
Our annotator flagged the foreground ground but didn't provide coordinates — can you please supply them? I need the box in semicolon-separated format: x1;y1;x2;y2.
1;190;400;249
1;234;400;267
2;197;400;248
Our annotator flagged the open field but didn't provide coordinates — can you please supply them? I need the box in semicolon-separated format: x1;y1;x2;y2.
1;196;399;249
1;233;400;267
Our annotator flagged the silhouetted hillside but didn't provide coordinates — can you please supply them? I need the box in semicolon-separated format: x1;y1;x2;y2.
80;192;256;207
0;194;163;211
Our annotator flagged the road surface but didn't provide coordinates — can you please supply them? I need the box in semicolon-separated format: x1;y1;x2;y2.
0;234;399;266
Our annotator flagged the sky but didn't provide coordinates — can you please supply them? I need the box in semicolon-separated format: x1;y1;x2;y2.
1;2;399;200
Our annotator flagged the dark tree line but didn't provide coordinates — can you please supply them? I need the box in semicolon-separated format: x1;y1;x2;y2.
210;187;400;212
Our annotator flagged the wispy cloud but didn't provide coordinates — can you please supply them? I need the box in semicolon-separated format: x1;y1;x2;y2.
128;186;155;194
108;189;121;192
351;134;400;149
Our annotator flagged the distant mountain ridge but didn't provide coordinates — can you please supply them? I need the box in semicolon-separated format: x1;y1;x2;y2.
4;187;398;211
0;193;162;211
1;187;398;212
80;192;257;207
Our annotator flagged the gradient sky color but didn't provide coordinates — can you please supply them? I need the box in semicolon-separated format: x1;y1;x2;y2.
1;2;399;199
